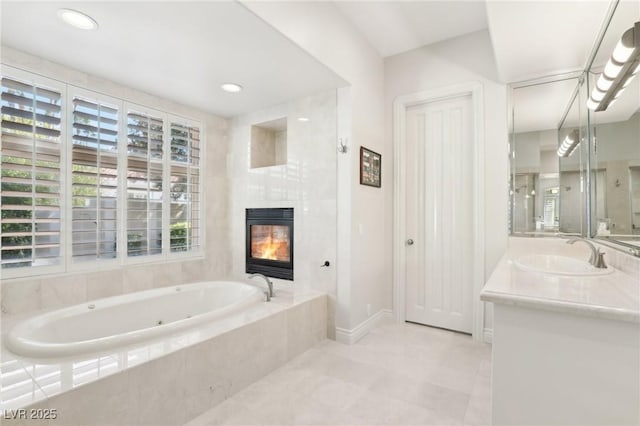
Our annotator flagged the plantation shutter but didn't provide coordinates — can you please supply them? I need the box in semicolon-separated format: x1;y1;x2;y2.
126;110;163;257
71;95;119;261
1;76;63;269
169;121;201;252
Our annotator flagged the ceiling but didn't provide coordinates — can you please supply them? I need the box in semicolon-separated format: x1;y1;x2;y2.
512;77;580;133
334;1;618;84
485;1;611;83
0;1;346;118
1;0;635;126
509;0;640;133
334;1;489;58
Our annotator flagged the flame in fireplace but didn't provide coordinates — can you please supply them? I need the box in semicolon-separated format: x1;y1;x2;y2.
255;238;283;260
251;225;290;262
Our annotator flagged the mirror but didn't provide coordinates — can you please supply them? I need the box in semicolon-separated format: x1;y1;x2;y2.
558;77;589;235
510;75;584;235
510;1;639;256
587;1;640;251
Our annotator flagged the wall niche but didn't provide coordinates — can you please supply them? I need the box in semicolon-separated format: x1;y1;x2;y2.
250;117;287;168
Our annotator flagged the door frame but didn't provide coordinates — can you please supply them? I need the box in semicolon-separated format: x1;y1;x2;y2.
393;82;486;341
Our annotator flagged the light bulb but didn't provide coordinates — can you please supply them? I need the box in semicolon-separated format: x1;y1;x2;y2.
612;32;635;63
604;60;623;79
58;9;98;30
220;83;243;93
591;89;605;102
596;74;613;91
586;97;600;110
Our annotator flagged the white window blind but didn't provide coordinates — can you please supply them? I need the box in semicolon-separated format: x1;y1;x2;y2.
1;76;63;270
71;94;119;262
1;68;204;277
126;110;163;257
169;121;200;252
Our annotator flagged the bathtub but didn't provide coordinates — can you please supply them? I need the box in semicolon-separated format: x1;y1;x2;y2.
5;281;264;359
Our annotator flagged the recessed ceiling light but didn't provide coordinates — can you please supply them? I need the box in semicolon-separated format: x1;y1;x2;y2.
220;83;243;93
58;9;98;30
297;117;310;122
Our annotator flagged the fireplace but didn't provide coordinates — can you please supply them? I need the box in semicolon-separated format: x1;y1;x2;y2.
246;208;293;280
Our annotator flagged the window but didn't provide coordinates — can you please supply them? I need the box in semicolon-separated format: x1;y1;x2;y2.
71;92;119;262
0;67;204;278
1;74;63;272
126;109;164;257
169;120;200;252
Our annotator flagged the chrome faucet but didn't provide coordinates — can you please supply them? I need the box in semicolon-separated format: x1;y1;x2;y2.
248;273;274;301
566;238;607;269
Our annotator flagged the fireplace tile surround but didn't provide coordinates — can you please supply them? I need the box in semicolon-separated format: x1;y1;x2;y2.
228;89;338;337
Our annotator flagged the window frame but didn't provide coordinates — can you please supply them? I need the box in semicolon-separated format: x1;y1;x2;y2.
1;66;67;279
66;86;123;272
167;114;203;256
1;67;205;279
123;102;167;263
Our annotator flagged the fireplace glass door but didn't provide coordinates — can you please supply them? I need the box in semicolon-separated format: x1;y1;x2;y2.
246;208;293;280
250;225;290;262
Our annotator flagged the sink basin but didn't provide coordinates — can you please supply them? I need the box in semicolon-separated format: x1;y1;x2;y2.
513;254;614;276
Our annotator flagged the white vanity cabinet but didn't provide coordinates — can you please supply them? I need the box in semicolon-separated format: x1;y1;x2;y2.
482;239;640;426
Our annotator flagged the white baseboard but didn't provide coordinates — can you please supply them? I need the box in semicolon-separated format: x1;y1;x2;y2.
335;309;394;345
483;327;493;343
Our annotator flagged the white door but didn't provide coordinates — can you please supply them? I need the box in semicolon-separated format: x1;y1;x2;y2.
405;95;473;333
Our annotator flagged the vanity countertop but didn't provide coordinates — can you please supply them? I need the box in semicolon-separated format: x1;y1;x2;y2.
481;237;640;323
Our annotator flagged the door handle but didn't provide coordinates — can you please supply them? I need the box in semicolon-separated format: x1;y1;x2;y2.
406;239;414;246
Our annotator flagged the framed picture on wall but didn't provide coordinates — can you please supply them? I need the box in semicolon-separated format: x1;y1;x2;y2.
360;146;381;188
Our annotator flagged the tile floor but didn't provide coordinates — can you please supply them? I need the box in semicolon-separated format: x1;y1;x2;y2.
185;319;492;425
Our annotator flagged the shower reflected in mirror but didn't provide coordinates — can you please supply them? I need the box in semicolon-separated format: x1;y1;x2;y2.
510;74;584;235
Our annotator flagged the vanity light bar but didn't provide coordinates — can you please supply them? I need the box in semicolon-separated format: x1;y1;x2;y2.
588;21;640;112
557;130;580;158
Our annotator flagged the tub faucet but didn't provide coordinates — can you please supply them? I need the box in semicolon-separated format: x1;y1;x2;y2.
566;238;607;268
248;273;274;300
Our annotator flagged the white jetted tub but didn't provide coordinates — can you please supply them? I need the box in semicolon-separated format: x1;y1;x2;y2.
5;281;264;358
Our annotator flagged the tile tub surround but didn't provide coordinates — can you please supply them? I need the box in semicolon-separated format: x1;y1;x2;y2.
1;291;327;425
227;89;338;298
0;260;211;315
227;89;338;338
187;319;492;426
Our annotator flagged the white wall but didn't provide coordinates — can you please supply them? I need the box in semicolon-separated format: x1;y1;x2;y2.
514;132;541;171
384;30;509;333
0;47;230;315
514;129;558;173
595;112;640;162
241;2;388;331
540;149;558;175
227;90;338;333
